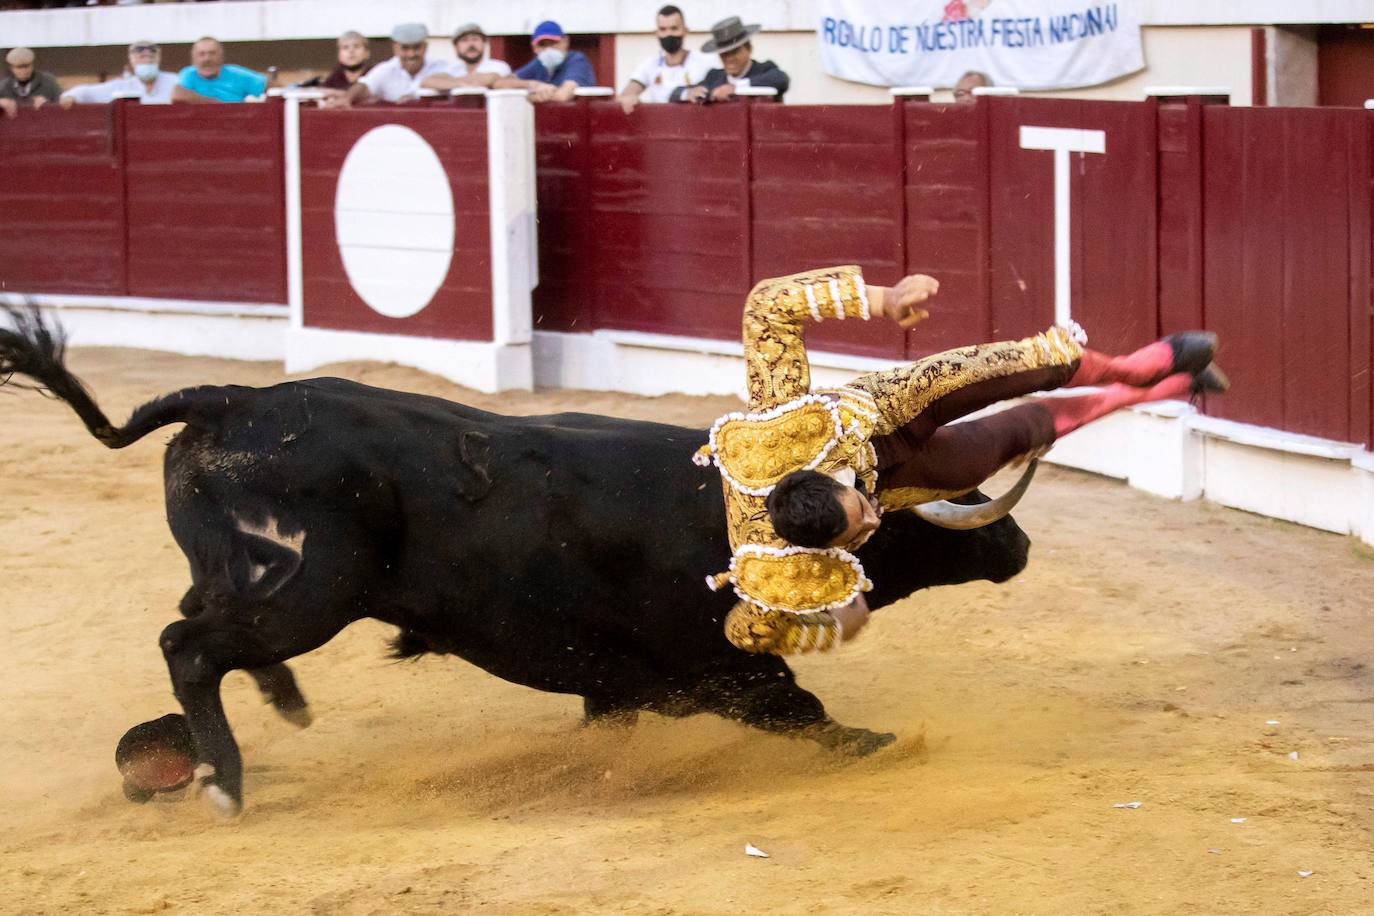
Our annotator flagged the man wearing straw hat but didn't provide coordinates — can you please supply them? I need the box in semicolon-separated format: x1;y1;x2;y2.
672;16;789;104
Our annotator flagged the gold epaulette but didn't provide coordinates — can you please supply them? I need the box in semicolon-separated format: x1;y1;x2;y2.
706;544;872;615
692;388;879;497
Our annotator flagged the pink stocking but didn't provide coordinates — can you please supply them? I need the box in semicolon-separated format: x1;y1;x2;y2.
1068;342;1174;387
1042;372;1193;438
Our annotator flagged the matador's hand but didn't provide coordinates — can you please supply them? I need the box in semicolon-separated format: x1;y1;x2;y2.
833;593;871;642
879;274;938;329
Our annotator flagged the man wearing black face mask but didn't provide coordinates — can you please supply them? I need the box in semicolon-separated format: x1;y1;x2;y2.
617;5;716;114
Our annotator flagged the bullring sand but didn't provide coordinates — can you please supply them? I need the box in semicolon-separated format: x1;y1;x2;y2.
3;348;1372;915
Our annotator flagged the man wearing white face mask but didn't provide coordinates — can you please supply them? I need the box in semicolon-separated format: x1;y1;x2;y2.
497;20;596;103
60;41;179;107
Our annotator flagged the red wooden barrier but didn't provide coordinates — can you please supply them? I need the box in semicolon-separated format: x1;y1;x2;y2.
987;97;1157;357
752;104;906;358
900;99;990;354
1362;117;1374;449
1155;96;1209;336
1;99;1370;448
531;103;593;333
298;107;492;340
1202;106;1370;443
0;106;123;295
588;102;752;341
123;103;286;303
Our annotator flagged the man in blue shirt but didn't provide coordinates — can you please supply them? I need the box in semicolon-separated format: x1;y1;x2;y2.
172;37;270;103
498;20;595;103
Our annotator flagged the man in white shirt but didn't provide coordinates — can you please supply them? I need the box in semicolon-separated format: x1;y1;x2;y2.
59;40;178;107
618;5;716;113
421;23;511;92
330;22;447;106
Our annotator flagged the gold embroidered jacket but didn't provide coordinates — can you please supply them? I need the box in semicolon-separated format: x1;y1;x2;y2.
694;265;1085;656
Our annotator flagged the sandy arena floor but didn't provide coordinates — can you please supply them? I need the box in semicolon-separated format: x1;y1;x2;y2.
2;347;1373;915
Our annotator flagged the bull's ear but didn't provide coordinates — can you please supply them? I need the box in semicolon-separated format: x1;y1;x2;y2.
456;430;493;502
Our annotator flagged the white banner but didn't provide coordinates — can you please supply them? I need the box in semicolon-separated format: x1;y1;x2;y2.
817;1;1144;91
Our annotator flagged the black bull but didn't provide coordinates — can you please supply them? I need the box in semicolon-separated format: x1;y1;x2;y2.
1;307;1030;815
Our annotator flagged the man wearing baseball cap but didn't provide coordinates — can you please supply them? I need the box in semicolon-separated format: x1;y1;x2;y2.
422;22;512;92
0;47;61;119
496;20;595;103
330;22;447;107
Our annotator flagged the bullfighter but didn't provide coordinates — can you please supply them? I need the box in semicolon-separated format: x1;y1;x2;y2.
694;266;1226;655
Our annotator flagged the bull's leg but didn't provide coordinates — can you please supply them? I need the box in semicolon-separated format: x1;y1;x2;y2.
159;606;345;818
181;586;312;731
699;668;896;758
160;617;246;817
245;664;312;729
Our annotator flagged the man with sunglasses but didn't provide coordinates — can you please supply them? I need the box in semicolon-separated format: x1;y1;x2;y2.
695;266;1227;655
60;40;178;107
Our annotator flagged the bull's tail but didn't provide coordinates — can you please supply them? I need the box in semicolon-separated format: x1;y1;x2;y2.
1;303;232;449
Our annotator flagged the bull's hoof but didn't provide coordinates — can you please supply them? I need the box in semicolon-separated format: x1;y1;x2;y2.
276;704;313;730
837;728;897;758
808;722;897;758
194;764;243;821
202;784;242;820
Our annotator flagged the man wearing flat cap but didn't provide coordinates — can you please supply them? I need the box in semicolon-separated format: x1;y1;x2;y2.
672;16;789;104
422;23;512;92
496;20;596;103
0;48;61;119
331;22;447;107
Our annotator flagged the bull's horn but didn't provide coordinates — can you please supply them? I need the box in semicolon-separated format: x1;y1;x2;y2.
911;459;1039;530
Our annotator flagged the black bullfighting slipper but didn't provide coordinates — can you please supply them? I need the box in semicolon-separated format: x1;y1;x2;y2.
1189;361;1230;400
1166;331;1219;378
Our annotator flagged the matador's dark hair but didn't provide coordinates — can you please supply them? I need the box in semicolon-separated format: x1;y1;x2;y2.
657;4;684;18
766;470;849;548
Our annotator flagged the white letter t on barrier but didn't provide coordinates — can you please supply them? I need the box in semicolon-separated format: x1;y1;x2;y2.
1018;126;1106;326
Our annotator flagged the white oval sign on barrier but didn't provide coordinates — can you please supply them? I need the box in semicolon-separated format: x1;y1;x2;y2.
334;124;455;319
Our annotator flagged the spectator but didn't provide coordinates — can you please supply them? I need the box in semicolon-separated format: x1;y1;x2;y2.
0;47;61;118
673;17;788;104
618;5;716;114
421;23;511;92
497;20;595;103
172;37;270;103
329;22;446;107
311;31;374;92
59;40;178;107
953;70;991;102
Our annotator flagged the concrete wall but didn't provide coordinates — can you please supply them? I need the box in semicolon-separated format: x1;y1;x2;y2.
4;0;1342;108
1269;26;1320;107
615;25;1255;106
37;25;1258;107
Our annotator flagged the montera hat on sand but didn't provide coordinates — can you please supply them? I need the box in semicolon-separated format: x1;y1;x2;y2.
115;713;197;802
